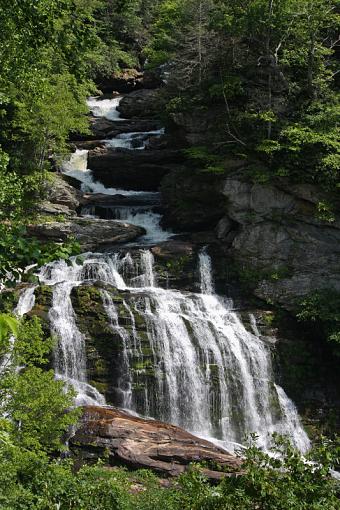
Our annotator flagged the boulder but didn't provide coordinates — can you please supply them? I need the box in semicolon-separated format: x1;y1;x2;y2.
26;218;146;250
43;174;82;212
81;193;160;208
96;68;144;94
88;148;184;191
117;89;160;119
37;201;75;217
95;69;162;94
70;406;242;480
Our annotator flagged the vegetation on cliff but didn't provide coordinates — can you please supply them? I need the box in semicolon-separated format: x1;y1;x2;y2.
147;0;340;188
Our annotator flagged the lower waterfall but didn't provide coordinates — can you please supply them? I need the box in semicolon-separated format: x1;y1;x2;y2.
37;249;310;453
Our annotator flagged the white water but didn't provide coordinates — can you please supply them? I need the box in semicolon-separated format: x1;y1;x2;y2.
87;96;125;121
0;286;36;375
104;129;165;150
38;250;310;453
39;260;106;406
83;204;172;244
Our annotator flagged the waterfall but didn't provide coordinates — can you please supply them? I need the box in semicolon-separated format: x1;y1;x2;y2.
39;259;106;406
82;205;172;244
105;129;165;150
0;286;36;375
40;250;310;452
199;249;215;295
47;93;310;453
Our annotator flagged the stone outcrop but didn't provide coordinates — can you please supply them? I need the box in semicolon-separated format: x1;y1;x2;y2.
26;218;145;250
222;174;340;310
41;174;82;215
70;406;242;480
89;148;184;191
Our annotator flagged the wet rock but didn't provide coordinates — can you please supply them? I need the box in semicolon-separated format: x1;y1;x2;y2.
81;193;160;208
71;118;162;142
117;89;160;119
26;218;146;250
70;405;242;480
73;140;107;150
88;148;184;191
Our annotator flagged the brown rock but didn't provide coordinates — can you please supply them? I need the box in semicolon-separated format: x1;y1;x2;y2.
151;241;194;261
71;406;242;480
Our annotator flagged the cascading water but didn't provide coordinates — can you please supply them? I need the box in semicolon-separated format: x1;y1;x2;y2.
39;250;310;453
39;259;106;406
87;96;125;121
38;91;311;454
105;129;165;150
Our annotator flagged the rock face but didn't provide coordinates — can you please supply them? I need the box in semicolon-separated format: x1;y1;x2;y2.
70;406;242;480
222;174;340;310
89;148;184;191
170;106;225;146
27;218;145;250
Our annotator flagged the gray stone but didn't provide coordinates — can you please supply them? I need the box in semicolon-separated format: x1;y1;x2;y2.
222;174;340;309
43;174;82;211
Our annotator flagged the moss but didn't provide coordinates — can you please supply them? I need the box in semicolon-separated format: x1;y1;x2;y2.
90;380;109;394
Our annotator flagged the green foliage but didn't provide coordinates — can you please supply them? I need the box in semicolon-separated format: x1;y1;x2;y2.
0;223;81;286
0;435;339;509
297;289;340;349
184;146;225;174
0;313;18;344
148;0;340;188
0;314;79;454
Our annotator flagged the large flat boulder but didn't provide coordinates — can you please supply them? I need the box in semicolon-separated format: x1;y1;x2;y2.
70;406;242;480
27;218;146;250
96;69;162;94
